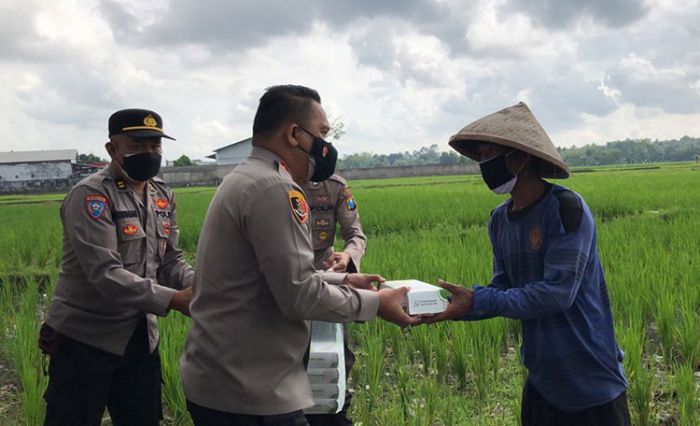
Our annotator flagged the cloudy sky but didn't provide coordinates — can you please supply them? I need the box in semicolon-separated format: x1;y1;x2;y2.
1;0;699;162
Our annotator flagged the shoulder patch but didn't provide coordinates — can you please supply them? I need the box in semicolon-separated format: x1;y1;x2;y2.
288;190;309;224
85;195;108;220
342;187;357;211
553;189;583;233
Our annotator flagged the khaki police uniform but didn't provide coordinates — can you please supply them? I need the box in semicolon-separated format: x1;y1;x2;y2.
303;174;366;273
180;147;379;416
45;165;194;355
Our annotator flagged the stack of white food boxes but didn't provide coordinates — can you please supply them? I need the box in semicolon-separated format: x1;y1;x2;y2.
304;321;346;415
379;280;449;315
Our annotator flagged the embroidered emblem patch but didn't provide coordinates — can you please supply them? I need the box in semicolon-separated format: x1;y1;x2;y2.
155;198;169;209
529;227;543;250
343;189;357;211
315;218;331;227
85;195;108;220
288;190;309;224
319;231;329;241
163;222;171;235
123;224;138;236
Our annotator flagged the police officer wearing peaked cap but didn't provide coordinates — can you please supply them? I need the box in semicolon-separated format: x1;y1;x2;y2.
40;108;194;426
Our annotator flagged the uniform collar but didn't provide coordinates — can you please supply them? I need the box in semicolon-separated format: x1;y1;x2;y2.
250;146;284;163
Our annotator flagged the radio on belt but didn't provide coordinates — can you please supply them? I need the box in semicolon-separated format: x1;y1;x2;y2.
379;279;450;315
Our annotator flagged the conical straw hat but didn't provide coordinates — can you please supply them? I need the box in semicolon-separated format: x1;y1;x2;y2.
448;102;569;179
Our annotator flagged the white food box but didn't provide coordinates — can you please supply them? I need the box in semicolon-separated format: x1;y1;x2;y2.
379;279;449;315
304;321;346;415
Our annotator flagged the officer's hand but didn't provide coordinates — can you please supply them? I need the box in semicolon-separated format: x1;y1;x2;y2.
168;287;192;317
324;252;351;272
344;273;383;291
416;279;473;325
377;287;416;327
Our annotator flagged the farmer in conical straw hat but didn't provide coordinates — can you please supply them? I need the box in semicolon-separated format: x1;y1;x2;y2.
422;102;631;426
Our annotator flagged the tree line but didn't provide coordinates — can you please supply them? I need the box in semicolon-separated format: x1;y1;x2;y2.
337;136;700;169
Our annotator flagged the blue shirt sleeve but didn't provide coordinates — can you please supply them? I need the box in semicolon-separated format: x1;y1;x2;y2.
465;208;595;321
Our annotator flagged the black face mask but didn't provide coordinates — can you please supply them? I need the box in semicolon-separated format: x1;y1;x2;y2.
478;151;517;193
298;127;338;182
118;150;162;182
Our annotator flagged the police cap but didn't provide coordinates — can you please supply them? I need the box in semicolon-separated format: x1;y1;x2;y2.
108;108;176;140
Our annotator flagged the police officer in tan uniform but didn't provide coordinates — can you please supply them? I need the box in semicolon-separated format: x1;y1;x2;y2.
304;174;365;273
180;85;414;426
40;109;193;426
304;175;365;426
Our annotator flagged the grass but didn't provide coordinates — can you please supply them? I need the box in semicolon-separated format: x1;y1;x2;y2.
0;162;698;424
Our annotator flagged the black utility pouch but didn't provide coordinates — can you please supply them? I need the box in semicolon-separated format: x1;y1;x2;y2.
38;323;63;356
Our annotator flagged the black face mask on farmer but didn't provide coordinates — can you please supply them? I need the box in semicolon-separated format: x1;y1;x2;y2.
298;127;338;182
118;149;162;182
479;151;517;194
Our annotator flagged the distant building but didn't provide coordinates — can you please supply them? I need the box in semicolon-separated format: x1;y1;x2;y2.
207;137;252;165
0;149;78;193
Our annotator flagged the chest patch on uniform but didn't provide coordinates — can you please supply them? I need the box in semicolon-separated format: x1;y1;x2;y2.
319;231;329;241
529;227;543;250
155;198;169;209
122;224;139;236
85;195;108;220
162;222;171;235
315;218;331;227
343;188;357;211
288;190;309;224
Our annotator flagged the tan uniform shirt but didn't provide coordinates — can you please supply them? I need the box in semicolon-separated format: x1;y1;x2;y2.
303;174;366;272
180;147;379;415
45;165;194;356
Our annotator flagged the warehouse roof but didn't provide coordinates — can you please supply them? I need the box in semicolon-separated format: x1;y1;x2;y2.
0;149;78;164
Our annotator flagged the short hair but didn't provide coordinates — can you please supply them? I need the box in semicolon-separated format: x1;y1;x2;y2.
252;85;321;139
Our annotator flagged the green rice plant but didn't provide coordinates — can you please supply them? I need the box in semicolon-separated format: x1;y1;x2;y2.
433;324;450;383
1;278;48;426
363;332;387;410
159;314;192;426
655;288;677;367
466;319;504;399
449;327;470;389
675;290;700;369
675;363;699;426
618;325;654;426
410;325;433;374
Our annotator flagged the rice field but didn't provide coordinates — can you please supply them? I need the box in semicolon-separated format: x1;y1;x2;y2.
1;162;699;425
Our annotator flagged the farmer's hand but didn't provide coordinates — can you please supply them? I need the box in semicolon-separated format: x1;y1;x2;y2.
377;287;416;327
416;279;472;324
344;273;382;291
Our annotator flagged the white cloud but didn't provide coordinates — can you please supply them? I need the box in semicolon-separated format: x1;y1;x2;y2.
0;0;698;162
